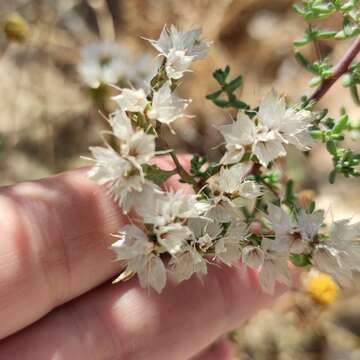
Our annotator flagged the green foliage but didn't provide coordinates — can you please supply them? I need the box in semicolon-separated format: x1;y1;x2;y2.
206;66;249;109
293;0;359;21
284;179;298;210
190;155;220;181
294;0;360;104
290;253;312;266
262;171;282;188
143;164;176;185
310;111;360;182
342;59;360;104
294;53;334;87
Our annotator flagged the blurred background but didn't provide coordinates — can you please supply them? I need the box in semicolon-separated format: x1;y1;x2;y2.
1;0;360;358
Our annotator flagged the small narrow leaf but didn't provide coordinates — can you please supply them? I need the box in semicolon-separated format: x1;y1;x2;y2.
143;164;176;185
326;140;338;157
225;75;243;93
329;169;337;184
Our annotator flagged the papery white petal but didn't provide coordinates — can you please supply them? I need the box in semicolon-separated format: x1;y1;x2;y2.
113;88;147;112
298;209;324;242
88;146;130;185
266;204;293;234
242;246;265;269
258;90;286;129
170;248;207;282
312;244;340;274
136;254;167;293
165;49;193;79
111;225;152;260
148;83;191;124
252;138;286;166
156;223;191;254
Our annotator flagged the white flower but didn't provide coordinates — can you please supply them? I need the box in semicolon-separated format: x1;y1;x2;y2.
169;247;207;283
127;53;158;88
259;254;291;295
215;222;247;265
109;110;156;169
218;113;255;165
312;219;360;286
147;83;191;125
212;163;262;200
109;175;161;214
258;238;291;294
139;190;210;226
146;25;211;79
155;223;192;255
137;190;210;256
88;144;145;212
88;146;130;185
297;209;324;242
128;254;167;293
78;41;130;88
266;204;305;254
147;25;211;59
218;91;314;166
113;88;148;112
165;49;193;79
254;90;314;165
111;225;153;261
89;111;156;213
242;246;265;269
111;226;166;293
188;217;222;251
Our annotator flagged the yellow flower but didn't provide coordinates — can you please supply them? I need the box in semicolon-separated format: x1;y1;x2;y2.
3;13;29;42
307;272;338;305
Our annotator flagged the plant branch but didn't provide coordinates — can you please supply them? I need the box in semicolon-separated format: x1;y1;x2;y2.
310;35;360;102
87;0;115;41
259;177;281;200
156;123;199;190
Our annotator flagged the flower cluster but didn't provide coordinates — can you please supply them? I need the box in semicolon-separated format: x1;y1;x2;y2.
87;25;360;295
78;41;155;89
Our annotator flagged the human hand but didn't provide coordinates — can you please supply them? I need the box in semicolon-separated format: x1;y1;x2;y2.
0;156;292;359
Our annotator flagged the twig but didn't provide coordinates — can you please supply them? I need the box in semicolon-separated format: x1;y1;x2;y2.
310;35;360;102
259;177;281;200
156;123;199;190
86;0;115;41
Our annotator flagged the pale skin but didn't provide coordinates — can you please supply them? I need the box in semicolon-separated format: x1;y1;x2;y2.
0;156;293;359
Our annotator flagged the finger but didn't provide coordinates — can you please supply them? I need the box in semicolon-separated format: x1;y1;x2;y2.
0;156;189;339
0;264;290;360
0;167;124;339
191;338;236;360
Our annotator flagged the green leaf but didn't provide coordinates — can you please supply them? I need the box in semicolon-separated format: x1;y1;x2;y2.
228;97;248;109
293;3;306;16
310;129;323;140
317;30;337;39
342;73;353;87
326;140;338;156
212;99;229;108
284;179;296;207
290;254;311;267
225;75;243;93
350;84;360;105
294;51;316;73
329;169;337;184
309;200;316;213
309;75;323;87
190;155;207;176
213;66;230;85
206;89;222;100
294;36;311;46
333;115;349;133
143;164;176;185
